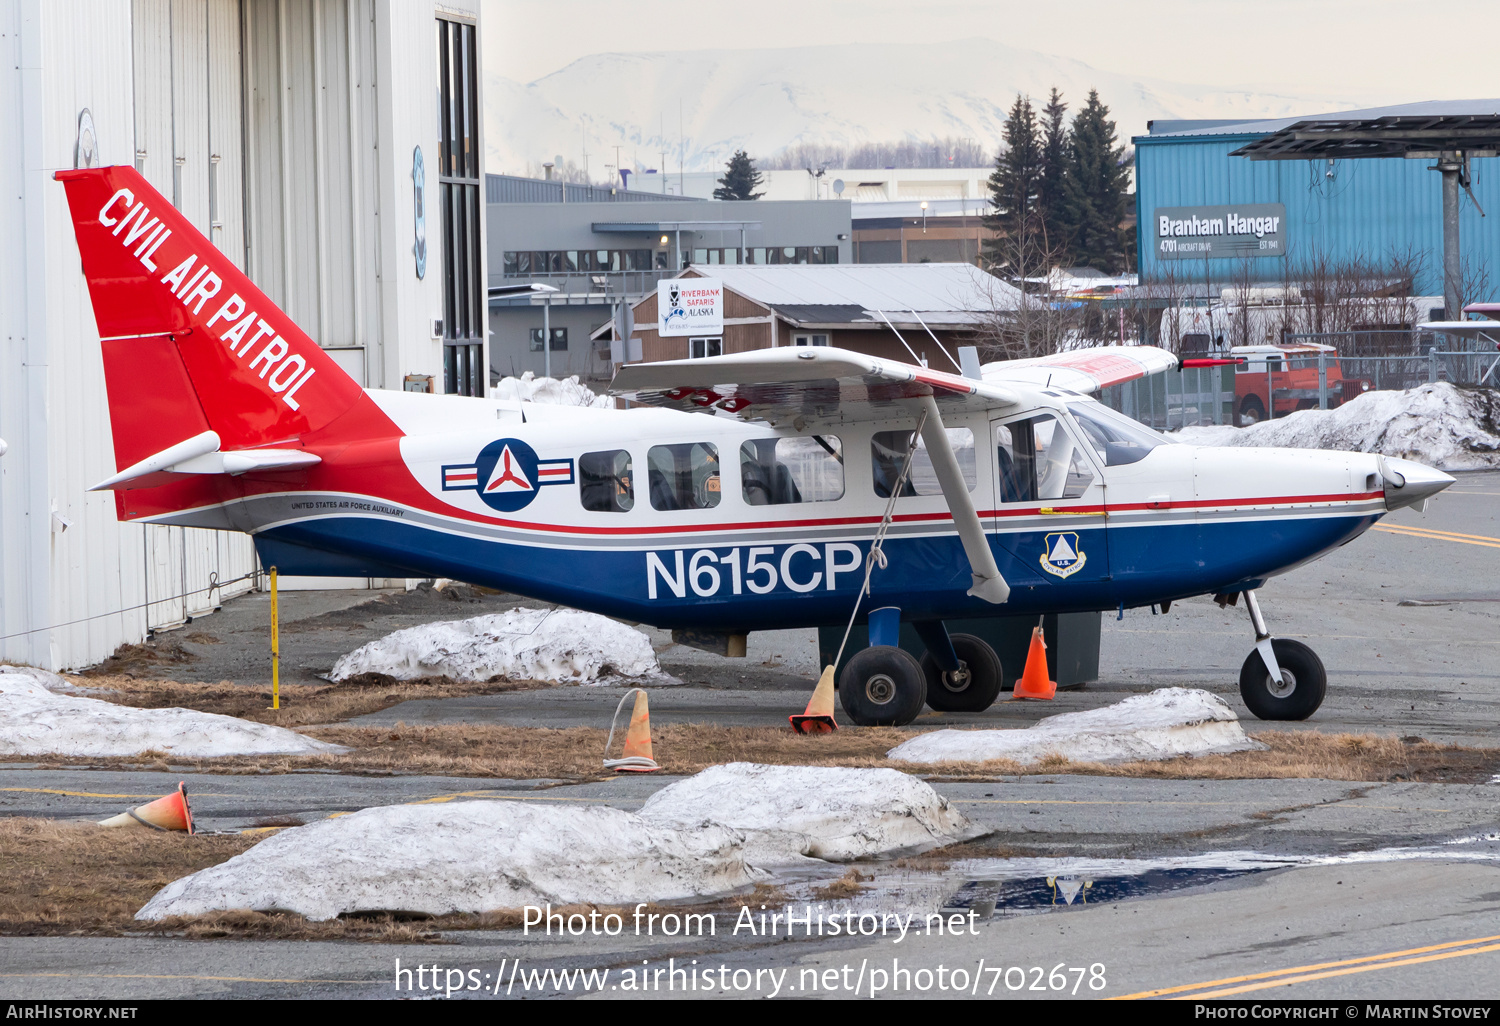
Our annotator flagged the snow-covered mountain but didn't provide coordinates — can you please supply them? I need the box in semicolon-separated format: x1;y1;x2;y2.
484;37;1355;176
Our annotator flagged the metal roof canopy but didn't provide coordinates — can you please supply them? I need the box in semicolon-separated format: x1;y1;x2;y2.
1230;107;1500;320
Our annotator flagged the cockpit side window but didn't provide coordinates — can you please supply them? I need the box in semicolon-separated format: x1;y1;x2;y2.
740;435;844;505
996;414;1094;501
647;442;720;511
871;428;975;498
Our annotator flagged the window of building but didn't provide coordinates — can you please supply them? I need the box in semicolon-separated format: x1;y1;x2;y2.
529;327;568;352
579;450;634;512
792;334;829;347
740;436;844;505
996;414;1094;501
871;428;976;497
437;17;483;396
647;443;721;511
689;337;722;359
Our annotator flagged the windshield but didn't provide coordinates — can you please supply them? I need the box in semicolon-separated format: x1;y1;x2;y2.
1067;401;1173;467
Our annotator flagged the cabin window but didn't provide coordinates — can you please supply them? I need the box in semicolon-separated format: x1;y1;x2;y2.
740;435;844;505
871;428;976;498
1067;402;1169;467
579;450;634;513
647;442;721;511
793;334;829;347
996;414;1094;501
689;337;722;359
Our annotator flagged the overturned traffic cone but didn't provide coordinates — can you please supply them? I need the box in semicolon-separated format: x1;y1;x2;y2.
603;688;660;773
98;781;194;833
1012;626;1056;701
790;665;839;734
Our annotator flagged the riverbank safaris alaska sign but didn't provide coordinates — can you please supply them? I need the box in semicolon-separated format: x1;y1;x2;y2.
658;279;724;337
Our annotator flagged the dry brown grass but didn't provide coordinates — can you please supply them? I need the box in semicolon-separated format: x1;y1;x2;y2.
8;720;1488;786
73;673;548;727
11;722;1492;785
811;868;873;901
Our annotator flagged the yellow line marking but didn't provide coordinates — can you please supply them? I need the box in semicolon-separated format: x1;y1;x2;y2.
1374;525;1500;549
1380;524;1500;542
1112;932;1500;1000
0;972;368;984
1175;941;1500;999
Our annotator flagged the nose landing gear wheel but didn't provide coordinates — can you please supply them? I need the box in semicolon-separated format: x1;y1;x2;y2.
838;646;927;726
921;634;1004;712
1239;638;1326;720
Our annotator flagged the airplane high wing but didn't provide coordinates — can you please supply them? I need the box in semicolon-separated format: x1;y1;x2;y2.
610;347;1023;425
980;346;1180;393
611;345;1181;607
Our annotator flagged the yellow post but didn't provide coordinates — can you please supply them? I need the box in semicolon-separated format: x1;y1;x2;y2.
269;566;280;710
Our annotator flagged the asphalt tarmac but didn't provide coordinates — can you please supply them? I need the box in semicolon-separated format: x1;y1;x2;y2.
2;472;1497;1001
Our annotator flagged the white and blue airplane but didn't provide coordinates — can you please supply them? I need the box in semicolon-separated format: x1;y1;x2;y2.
56;165;1453;726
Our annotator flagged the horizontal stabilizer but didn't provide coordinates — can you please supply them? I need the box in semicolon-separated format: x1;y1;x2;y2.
89;431;321;491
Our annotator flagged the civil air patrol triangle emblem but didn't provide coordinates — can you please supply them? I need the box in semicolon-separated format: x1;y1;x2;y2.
1040;531;1086;578
441;438;574;513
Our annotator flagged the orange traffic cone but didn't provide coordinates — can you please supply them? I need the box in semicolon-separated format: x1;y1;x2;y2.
604;689;660;773
1012;626;1056;700
790;665;839;734
98;781;194;833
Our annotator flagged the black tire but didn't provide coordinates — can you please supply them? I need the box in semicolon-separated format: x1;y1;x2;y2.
921;634;1004;712
1240;396;1265;425
838;646;927;726
1239;638;1326;720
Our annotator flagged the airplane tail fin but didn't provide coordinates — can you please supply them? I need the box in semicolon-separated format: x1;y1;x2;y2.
54;165;387;478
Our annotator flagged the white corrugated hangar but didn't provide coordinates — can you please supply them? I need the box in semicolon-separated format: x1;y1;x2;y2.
0;0;488;669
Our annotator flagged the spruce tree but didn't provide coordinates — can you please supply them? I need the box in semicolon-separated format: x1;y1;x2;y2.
1038;88;1070;261
713;150;765;201
1058;89;1132;273
982;94;1044;274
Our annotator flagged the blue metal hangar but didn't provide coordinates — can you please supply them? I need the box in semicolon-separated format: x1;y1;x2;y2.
1134;100;1500;313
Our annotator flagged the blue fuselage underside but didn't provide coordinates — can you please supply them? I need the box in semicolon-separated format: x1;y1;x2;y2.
254;511;1377;630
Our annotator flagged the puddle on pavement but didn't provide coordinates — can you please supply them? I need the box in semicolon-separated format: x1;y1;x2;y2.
937;835;1500;919
945;865;1272;915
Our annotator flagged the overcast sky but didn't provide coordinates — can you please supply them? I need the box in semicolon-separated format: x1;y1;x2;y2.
481;0;1499;105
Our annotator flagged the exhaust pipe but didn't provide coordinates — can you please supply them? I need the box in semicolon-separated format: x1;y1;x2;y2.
1380;455;1455;512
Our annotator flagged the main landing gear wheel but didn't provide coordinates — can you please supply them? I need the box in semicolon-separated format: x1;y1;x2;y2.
839;645;927;726
921;634;1003;713
1239;638;1326;720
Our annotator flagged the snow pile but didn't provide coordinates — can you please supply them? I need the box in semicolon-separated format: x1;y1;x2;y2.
1175;383;1500;471
137;801;763;921
489;372;612;408
328;607;663;684
0;668;343;758
639;764;984;864
887;688;1261;766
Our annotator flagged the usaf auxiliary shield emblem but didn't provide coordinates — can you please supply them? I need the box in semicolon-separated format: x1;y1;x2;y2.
1040;532;1086;578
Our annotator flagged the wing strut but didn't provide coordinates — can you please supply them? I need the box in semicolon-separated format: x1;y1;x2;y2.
908;394;1010;605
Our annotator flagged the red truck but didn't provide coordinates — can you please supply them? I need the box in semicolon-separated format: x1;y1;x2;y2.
1231;342;1372;423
